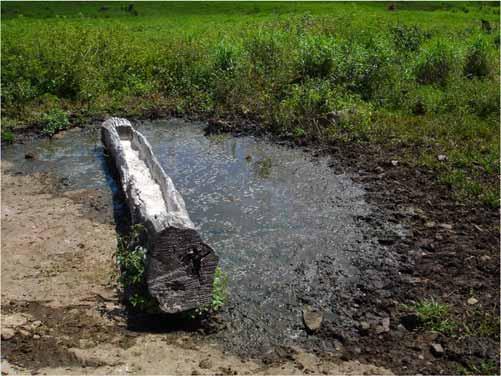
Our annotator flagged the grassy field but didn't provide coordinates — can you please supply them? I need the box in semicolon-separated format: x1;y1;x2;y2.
1;1;499;206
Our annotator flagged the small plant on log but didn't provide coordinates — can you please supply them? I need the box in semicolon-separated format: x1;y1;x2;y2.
211;266;229;311
115;224;157;311
192;266;229;317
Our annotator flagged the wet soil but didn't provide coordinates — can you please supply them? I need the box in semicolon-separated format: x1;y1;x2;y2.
2;119;499;375
323;141;500;375
1;125;392;375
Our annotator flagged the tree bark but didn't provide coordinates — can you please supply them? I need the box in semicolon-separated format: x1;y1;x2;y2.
101;117;218;314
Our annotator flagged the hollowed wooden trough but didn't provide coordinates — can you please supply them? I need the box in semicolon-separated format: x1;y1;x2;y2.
102;117;218;314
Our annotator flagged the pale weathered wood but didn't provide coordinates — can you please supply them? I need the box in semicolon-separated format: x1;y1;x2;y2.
101;117;218;314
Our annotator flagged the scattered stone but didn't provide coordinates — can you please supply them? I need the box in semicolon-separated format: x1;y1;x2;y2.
31;320;42;328
439;223;453;230
424;221;435;228
382;317;391;332
375;166;384;174
480;255;491;262
198;359;212;369
18;328;31;337
418;354;424;360
1;328;15;340
24;152;35;160
359;321;371;334
302;306;323;333
430;343;444;357
391;160;399;166
33;334;41;340
2;314;29;329
467;297;478;305
437;155;447;161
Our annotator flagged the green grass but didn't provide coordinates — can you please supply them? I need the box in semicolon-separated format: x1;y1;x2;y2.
457;360;499;376
1;1;499;206
405;298;459;334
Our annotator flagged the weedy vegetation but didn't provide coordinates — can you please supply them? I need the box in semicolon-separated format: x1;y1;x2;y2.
115;224;158;311
115;224;228;315
404;298;458;335
1;2;499;206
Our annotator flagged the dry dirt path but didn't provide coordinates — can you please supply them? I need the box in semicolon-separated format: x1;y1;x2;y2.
1;160;391;375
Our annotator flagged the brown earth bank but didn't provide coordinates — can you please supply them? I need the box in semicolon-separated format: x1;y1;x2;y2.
2;117;500;375
0;159;390;375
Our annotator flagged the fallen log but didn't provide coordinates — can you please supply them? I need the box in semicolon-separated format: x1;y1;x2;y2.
101;117;218;314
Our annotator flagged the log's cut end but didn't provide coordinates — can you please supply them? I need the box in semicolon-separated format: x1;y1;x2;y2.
147;228;219;314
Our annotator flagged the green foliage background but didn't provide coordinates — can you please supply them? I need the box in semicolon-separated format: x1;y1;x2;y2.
1;1;499;206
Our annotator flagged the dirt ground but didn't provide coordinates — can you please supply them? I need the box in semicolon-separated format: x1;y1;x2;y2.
1;159;391;375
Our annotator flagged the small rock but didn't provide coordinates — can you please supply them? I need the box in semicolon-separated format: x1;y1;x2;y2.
375;166;384;174
430;343;444;357
32;320;42;328
33;334;41;340
18;329;30;337
359;321;371;334
480;255;491;262
424;221;435;228
199;359;212;369
24;152;35;160
375;325;385;334
302;306;323;333
1;328;15;340
467;297;478;305
439;223;453;230
418;354;424;360
391;160;399;166
382;317;390;332
437;155;447;161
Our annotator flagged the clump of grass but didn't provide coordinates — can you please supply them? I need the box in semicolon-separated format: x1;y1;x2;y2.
40;108;70;136
415;38;457;86
464;35;494;78
404;298;458;334
297;34;335;79
1;129;14;143
390;24;430;52
457;360;499;376
463;309;500;340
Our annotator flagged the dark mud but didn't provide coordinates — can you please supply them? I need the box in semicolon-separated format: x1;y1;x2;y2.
3;119;498;375
2;120;405;359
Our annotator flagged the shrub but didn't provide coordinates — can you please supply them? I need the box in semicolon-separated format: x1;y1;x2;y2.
213;40;241;73
404;85;445;115
297;35;335;79
464;35;493;78
1;129;14;143
390;24;430;52
415;38;457;86
244;30;284;73
40;108;70;136
332;36;395;99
